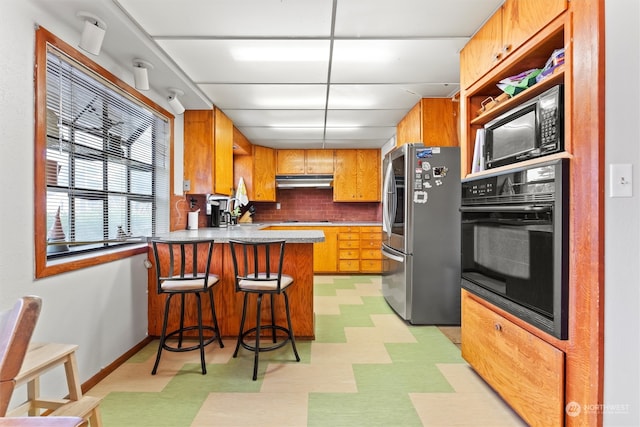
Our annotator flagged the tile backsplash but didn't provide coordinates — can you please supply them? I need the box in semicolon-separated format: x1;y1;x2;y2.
171;189;381;230
253;189;381;223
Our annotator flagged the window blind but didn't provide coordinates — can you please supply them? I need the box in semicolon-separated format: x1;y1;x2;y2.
45;46;169;257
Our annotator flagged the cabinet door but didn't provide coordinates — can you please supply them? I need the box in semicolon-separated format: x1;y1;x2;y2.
459;9;503;89
356;150;381;201
333;150;359;201
276;149;305;174
305;149;334;174
461;291;564;426
253;145;276;201
421;98;459;147
214;108;234;195
396;101;422;147
183;110;214;194
502;0;567;61
313;227;338;273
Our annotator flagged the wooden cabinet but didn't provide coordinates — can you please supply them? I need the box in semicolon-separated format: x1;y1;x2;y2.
233;144;276;202
312;227;338;273
268;225;381;274
276;149;334;174
359;226;382;273
333;149;380;202
396;98;459;147
460;0;567;90
461;290;564;426
276;149;305;174
183;108;234;195
460;9;568;175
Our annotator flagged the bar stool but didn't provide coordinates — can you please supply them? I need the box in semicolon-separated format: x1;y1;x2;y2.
150;238;224;375
228;240;300;380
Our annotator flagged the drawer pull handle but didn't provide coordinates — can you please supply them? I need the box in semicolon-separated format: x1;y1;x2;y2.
494;323;502;332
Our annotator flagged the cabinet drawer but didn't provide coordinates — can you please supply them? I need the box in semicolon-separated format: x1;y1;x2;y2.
360;260;382;273
338;240;360;249
338;226;360;233
339;260;360;272
338;232;360;240
461;291;564;427
360;239;381;250
360;226;382;233
360;249;382;260
339;249;359;260
360;232;382;241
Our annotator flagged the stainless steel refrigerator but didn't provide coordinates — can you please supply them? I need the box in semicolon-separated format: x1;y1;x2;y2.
381;143;461;325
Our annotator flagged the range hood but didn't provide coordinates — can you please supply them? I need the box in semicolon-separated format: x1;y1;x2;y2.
275;174;334;189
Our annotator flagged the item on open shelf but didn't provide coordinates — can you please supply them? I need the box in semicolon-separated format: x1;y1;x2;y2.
477;93;512;116
497;68;542;96
536;48;565;83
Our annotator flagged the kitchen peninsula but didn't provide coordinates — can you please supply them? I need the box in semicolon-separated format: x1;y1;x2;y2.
147;225;324;340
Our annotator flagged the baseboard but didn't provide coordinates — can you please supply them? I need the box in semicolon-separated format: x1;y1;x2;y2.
82;336;154;393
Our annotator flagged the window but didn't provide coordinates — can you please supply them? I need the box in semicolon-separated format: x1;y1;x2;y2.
35;27;173;278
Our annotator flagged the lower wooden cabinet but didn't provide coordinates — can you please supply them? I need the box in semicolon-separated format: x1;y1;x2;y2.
461;290;565;427
267;225;382;274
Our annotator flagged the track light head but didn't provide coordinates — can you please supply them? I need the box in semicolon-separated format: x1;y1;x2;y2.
133;58;154;91
167;88;185;115
77;11;107;56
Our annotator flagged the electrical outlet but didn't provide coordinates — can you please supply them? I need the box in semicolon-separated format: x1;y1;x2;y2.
276;203;281;210
183;179;190;192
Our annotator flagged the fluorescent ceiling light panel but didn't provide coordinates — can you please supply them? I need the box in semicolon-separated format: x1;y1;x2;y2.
231;44;328;62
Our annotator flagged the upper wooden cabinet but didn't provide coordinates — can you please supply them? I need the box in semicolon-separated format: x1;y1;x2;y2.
276;149;335;174
396;98;459;147
233;144;276;202
333;149;380;202
183;108;234;195
460;0;567;89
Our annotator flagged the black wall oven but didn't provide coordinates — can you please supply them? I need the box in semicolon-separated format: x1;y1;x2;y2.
461;159;569;339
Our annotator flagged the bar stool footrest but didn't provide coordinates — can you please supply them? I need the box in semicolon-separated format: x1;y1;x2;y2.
162;326;221;352
239;325;296;354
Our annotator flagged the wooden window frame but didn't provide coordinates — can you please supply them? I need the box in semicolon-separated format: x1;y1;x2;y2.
34;27;174;278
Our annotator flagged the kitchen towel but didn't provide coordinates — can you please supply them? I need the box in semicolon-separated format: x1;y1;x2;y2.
236;177;249;206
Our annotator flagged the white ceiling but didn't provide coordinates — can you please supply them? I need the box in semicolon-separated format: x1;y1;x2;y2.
32;0;504;149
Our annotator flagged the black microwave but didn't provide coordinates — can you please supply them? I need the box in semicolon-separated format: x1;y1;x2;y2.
484;84;563;169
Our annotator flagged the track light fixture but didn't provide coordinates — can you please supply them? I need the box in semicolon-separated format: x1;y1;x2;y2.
77;11;107;55
167;88;185;115
132;58;154;91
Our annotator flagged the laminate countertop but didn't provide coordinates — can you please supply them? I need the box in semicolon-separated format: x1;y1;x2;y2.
153;225;324;243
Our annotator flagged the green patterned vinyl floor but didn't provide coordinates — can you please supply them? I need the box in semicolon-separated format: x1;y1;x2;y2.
87;275;525;427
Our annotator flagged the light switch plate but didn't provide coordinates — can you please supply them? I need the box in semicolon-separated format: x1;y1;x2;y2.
609;164;633;197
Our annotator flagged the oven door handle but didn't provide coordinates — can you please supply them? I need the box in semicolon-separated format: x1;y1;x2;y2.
460;205;552;213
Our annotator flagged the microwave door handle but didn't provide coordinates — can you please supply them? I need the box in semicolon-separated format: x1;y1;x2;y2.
460;205;552;213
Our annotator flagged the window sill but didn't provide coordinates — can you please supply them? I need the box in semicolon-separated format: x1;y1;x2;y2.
36;243;149;279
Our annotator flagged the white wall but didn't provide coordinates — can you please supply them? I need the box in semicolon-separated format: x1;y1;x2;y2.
0;1;180;400
604;0;640;425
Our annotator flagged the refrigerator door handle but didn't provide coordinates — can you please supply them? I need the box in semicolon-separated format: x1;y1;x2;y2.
382;161;394;234
381;245;405;263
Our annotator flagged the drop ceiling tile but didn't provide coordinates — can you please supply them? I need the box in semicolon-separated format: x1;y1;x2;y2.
157;40;330;83
322;139;391;149
223;109;326;127
118;0;334;37
328;85;420;109
325;110;407;127
239;127;325;141
330;39;467;84
325;127;396;140
198;84;327;109
334;0;503;37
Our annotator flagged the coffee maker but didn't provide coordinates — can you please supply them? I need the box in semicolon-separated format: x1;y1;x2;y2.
206;194;230;227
